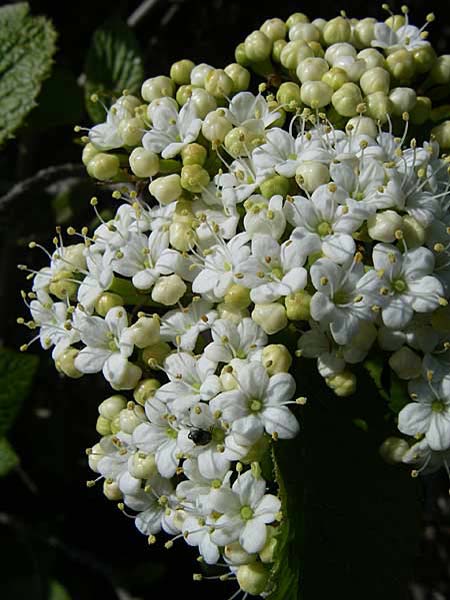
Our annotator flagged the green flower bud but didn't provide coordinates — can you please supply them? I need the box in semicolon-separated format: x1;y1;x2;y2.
224;284;251;309
180;164;210;192
296;160;330;192
379;437;409;465
174;198;194;222
352;18;376;48
326;370;356;397
96;415;111;436
386;49;415;82
129;451;157;479
117;117;144;146
169;221;195;252
345;116;378;137
151;274;186;306
430;55;450;85
297;57;329;82
48;269;78;300
190;88;217;118
260;18;287;42
149;174;182;204
367;210;404;243
133;378;161;405
125;315;160;349
190;63;214;86
280;40;314;70
389;346;422;380
323;16;351;45
176;84;194;106
389;87;417;116
99;395;127;420
170;59;195;85
252;303;287;334
103;479;122;501
56;347;83;379
365;92;393;123
272;39;287;63
312;17;327;32
181;143;207;167
325;42;356;65
259;531;278;563
244;30;272;63
224;63;251;93
360;67;390;96
308;41;325;58
431;305;450;333
95;292;124;317
217;303;250;324
409;96;431;125
141;76;175;102
289;22;321;43
235;42;251;67
205;69;233;99
259;174;290;198
224;542;257;566
385;14;405;31
117;94;141;113
285;290;311;320
82;142;99;165
331;82;362;117
110;414;121;435
357;48;384;69
224;126;264;157
276;82;302;111
201;109;233;143
119;404;145;434
88;442;104;473
129;147;159;178
401;215;426;247
321;67;349;91
412;45;437;75
237;563;269;596
432;120;450;150
301;80;333;108
262;344;292;374
142;341;171;367
286;13;309;28
87;153;120;180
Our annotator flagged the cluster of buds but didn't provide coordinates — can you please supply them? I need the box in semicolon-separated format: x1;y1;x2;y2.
18;5;450;598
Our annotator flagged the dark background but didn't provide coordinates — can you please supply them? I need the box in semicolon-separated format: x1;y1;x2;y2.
1;1;450;599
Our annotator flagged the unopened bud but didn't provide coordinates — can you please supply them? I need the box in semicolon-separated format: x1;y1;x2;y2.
296;161;330;192
201;109;233;143
99;395;127;420
285;290;311;321
141;76;175;102
297;57;329;83
379;436;409;464
170;59;195;85
386;49;415;81
331;82;363;117
129;147;159;178
244;30;272;62
360;67;390;96
205;69;233;99
87;153;120;181
149;174;182;204
252;303;287;334
389;87;416;117
151;274;186;306
389;346;422;380
280;40;314;70
276;82;302;110
323;16;351;44
237;563;269;596
224;63;251;92
262;344;293;375
367;210;404;243
432;120;450;150
133;378;161;405
326;370;356;396
301;80;333;108
289;22;321;43
365;92;393;123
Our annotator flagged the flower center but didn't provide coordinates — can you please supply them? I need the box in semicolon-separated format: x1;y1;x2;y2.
108;340;119;352
223;261;232;272
392;278;407;293
240;505;254;521
317;221;332;237
271;266;284;280
165;427;178;439
236;349;247;359
432;399;446;413
333;290;349;305
249;398;262;412
211;426;225;443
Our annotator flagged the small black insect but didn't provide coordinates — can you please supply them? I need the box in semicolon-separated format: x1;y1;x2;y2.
188;427;212;446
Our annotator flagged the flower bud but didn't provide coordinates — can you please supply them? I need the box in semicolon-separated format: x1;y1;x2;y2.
217;303;249;324
224;284;251;309
321;67;349;91
367;210;404;243
323;17;351;45
190;88;217;118
117;117;144;146
259;527;278;563
180;164;210;192
141;76;175;102
201;109;233;143
235;43;250;67
237;563;269;596
262;344;292;375
96;415;111;436
312;17;326;32
334;56;366;82
117;94;141;112
119;405;145;434
169;221;195;252
429;55;450;85
94;292;123;317
190;63;214;87
289;22;320;43
244;31;272;63
57;347;83;379
286;13;309;28
272;39;287;63
345;116;378;137
276;82;302;110
123;315;160;349
385;14;405;31
252;303;287;334
129;147;159;177
204;69;233;99
285;290;311;320
88;442;104;472
82;142;99;165
401;215;426;247
176;84;193;106
308;41;325;58
297;57;329;82
99;395;127;420
432;120;450;150
224;126;263;157
170;59;195;85
260;18;287;42
151;274;186;306
87;153;120;180
180;143;207;167
324;42;356;65
129;452;157;480
224;542;257;566
386;49;415;81
360;67;390;96
280;40;314;70
259;174;290;198
224;63;251;93
409;96;431;125
296;161;330;192
326;370;356;396
357;48;384;69
49;270;78;300
149;174;182;204
412;45;436;75
379;437;409;465
104;360;142;391
133;378;160;405
301;81;333;108
388;346;422;380
331;82;363;117
389;87;416;116
103;479;122;501
142;341;171;367
352;18;376;48
365;92;393;123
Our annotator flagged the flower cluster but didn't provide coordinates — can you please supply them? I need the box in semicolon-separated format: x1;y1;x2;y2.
18;6;450;598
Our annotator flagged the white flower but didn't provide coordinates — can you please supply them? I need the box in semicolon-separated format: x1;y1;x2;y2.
226;92;280;130
30;300;80;360
398;376;450;451
371;21;430;52
402;438;450;476
204;318;267;364
77;248;114;313
183;514;221;564
129;475;176;536
209;470;280;554
160;300;217;351
89;97;134;151
243;195;286;240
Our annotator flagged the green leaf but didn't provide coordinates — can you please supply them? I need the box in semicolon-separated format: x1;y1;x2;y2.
0;348;38;436
84;18;144;123
0;437;19;476
0;3;57;145
363;356;389;402
388;373;409;414
49;580;71;600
